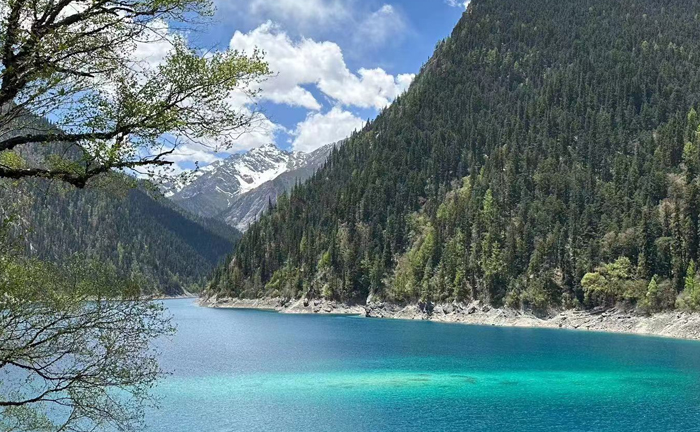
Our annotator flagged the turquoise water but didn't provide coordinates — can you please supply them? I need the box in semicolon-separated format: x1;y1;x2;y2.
147;299;700;431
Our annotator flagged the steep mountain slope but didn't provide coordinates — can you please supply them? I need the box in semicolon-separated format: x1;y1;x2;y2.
167;143;335;231
217;144;335;231
1;178;240;296
210;0;700;312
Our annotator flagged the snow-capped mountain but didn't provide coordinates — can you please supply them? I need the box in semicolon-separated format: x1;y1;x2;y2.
165;143;336;231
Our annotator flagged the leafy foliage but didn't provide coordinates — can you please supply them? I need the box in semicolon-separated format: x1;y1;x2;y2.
581;258;644;307
0;216;175;432
677;261;700;310
0;0;269;187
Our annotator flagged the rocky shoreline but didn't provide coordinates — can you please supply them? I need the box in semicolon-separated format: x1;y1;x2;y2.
199;296;700;341
198;296;366;315
149;291;198;300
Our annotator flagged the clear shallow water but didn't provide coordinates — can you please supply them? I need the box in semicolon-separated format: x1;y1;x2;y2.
147;299;700;431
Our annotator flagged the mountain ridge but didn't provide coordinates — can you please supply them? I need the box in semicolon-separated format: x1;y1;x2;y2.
167;142;336;231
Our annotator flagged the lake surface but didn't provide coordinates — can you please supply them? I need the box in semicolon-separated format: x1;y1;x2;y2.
147;299;700;431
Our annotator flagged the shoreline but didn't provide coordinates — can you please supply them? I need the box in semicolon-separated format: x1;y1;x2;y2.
150;291;199;301
199;296;366;315
198;296;700;341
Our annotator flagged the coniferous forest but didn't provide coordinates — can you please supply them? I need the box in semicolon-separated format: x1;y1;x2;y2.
210;0;700;312
1;178;240;295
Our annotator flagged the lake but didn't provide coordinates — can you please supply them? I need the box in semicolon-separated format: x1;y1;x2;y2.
146;299;700;431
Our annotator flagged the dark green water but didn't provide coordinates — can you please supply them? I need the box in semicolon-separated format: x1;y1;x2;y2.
147;299;700;431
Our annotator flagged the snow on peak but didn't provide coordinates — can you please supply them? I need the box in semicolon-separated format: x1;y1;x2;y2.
161;141;339;228
163;143;314;209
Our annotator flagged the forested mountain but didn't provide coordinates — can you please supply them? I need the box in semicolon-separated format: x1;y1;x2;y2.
208;0;700;312
165;143;335;231
0;114;240;295
1;178;240;295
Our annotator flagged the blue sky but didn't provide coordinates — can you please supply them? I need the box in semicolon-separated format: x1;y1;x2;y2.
163;0;468;170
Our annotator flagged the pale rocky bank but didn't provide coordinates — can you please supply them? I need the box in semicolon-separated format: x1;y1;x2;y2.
199;296;700;341
199;296;366;315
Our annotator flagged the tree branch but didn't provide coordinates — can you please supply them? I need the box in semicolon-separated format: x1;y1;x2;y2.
0;130;124;152
0;157;173;187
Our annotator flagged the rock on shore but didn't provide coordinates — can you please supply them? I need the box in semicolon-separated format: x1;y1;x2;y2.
199;296;700;340
364;301;700;340
198;295;365;315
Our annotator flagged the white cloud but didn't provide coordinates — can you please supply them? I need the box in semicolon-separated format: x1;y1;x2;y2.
163;112;280;171
446;0;470;9
318;67;415;109
168;142;226;165
247;0;350;30
120;12;414;172
291;107;364;153
89;19;177;98
353;5;406;49
218;0;409;49
228;111;281;151
229;22;415;110
396;73;415;93
125;23;281;170
131;19;175;71
175;98;281;156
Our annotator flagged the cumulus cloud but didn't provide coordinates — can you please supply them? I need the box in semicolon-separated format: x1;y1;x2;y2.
159;109;280;172
396;73;415;93
125;22;280;170
446;0;470;9
225;109;281;152
229;22;415;110
319;67;415;109
291;107;364;153
131;19;176;72
166;142;226;165
78;7;414;172
353;5;406;49
218;0;409;49
176;94;281;155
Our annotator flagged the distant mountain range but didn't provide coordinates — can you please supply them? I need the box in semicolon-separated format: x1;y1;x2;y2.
165;143;336;231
